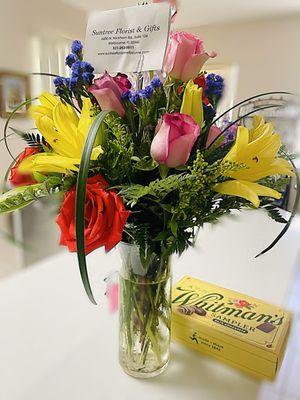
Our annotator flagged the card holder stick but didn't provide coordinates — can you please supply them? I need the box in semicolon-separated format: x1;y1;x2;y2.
135;54;145;91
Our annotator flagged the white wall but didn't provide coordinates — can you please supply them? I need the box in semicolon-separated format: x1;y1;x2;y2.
188;15;300;102
0;0;87;172
0;0;87;274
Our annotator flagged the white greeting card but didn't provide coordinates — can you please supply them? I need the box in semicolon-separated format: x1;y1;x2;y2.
85;3;171;74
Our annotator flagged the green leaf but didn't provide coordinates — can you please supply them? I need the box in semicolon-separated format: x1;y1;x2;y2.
170;219;178;237
10;127;47;149
75;110;110;305
174;165;188;171
153;231;168;241
0;176;62;214
33;172;47;183
118;184;153;207
119;173;187;206
159;164;169;179
130;156;141;162
265;204;288;224
133;157;158;171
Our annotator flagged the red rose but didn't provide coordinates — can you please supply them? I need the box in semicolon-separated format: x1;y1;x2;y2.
9;147;39;187
56;175;130;255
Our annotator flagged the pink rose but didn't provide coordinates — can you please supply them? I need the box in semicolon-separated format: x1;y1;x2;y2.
206;124;222;148
89;72;125;117
164;32;217;82
113;73;132;94
150;113;200;168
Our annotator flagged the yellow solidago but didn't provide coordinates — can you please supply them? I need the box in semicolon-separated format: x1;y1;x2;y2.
19;93;102;174
214;116;294;207
180;80;203;127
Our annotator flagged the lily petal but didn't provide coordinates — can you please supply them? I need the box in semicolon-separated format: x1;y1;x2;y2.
214;179;281;208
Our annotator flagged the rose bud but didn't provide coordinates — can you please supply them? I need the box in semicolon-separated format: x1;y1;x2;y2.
89;72;126;117
164;31;217;82
206;124;222;148
150;112;200;168
9;147;39;187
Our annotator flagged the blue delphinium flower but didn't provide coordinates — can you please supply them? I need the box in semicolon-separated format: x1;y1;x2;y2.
65;53;77;68
53;76;65;87
205;73;224;100
150;76;162;89
139;85;154;99
121;90;131;101
71;40;83;55
129;91;140;104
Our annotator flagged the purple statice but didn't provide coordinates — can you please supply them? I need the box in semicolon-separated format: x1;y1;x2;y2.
68;60;95;87
71;60;81;75
71;40;83;55
225;124;238;144
53;76;65;87
129;91;140;104
69;77;78;90
72;61;94;77
82;72;94;85
139;85;154;99
150;76;162;89
203;104;216;121
65;53;77;68
205;73;224;101
220;117;238;144
80;61;94;73
64;77;70;86
55;87;64;96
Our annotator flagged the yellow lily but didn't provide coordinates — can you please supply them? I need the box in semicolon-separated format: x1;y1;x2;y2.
180;80;203;127
19;93;102;174
214;116;294;207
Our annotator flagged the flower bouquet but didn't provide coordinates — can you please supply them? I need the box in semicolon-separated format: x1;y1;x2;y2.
1;10;298;378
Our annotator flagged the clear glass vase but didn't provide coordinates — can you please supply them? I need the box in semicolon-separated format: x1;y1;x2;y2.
118;243;171;378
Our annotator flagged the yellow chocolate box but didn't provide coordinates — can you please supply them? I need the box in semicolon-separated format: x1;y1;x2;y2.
171;276;291;380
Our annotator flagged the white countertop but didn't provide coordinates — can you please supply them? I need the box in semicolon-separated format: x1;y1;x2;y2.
0;210;299;400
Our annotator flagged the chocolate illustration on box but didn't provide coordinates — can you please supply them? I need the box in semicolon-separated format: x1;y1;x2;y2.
171;276;291;380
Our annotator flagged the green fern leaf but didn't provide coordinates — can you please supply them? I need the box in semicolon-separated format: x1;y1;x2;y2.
265;205;288;224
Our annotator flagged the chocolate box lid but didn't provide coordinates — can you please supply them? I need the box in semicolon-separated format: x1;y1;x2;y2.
172;276;291;362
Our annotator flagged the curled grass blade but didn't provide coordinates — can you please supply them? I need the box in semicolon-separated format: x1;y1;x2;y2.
75;110;110;305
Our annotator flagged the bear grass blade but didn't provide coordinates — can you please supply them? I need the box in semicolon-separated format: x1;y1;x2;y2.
75;110;110;305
